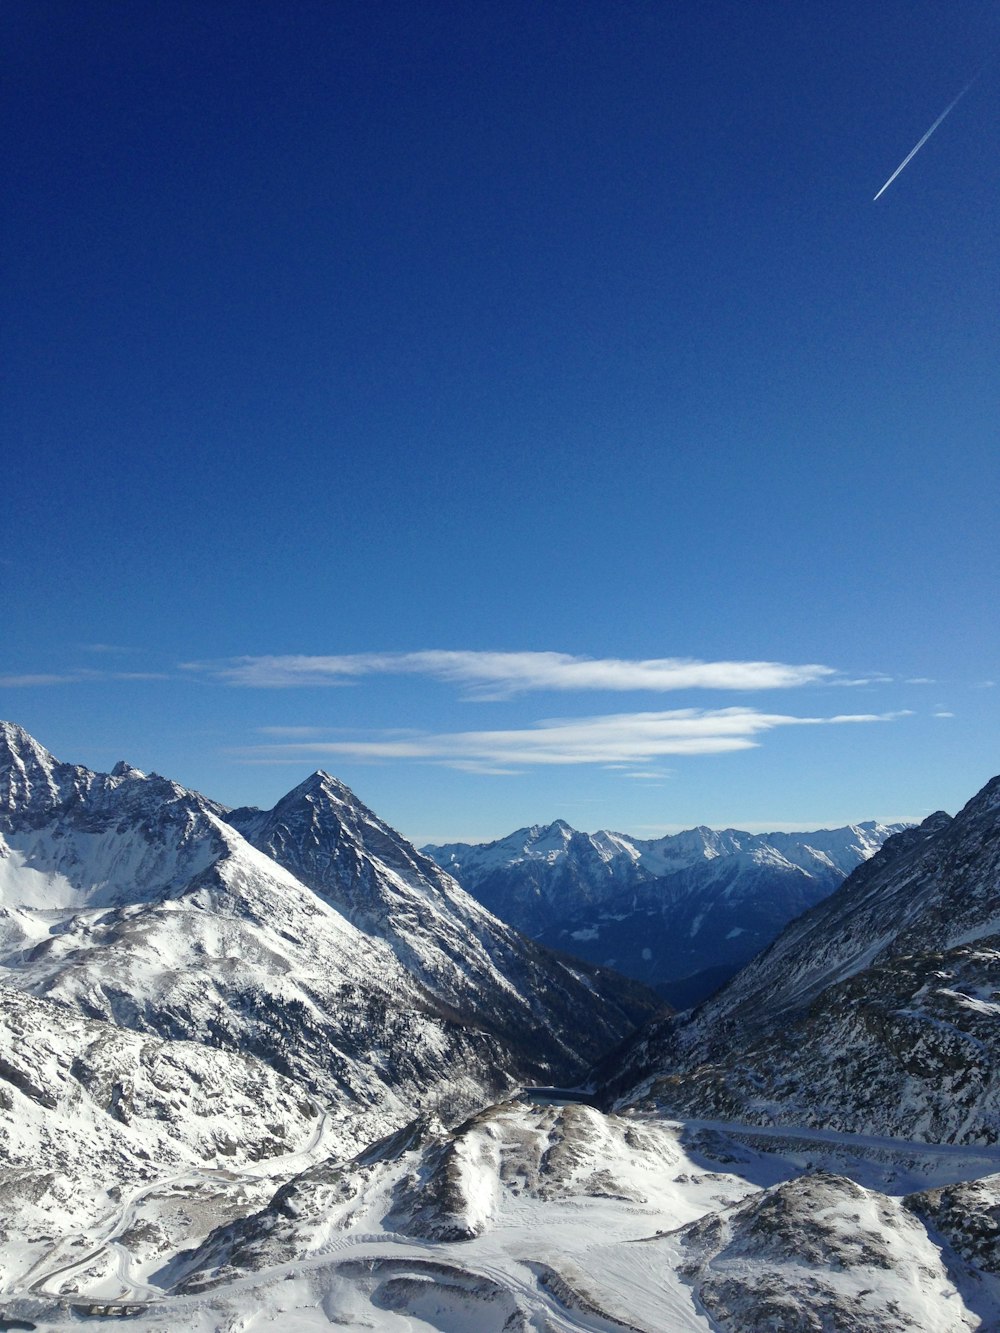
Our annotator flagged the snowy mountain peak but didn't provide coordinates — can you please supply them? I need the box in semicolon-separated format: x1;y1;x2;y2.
261;768;386;828
293;768;353;798
231;767;445;900
0;722;654;1159
0;718;58;766
0;719;51;754
0;719;75;813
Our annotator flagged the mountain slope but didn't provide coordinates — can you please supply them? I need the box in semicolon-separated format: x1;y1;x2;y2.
227;772;660;1061
605;773;1000;1145
0;982;322;1291
0;723;651;1159
147;1104;1000;1332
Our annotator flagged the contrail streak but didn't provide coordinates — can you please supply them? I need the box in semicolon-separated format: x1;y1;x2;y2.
873;70;982;200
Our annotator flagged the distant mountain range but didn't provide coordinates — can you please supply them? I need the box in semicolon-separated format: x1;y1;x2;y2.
424;818;906;1005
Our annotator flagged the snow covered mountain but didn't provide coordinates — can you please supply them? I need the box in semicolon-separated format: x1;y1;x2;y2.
5;720;1000;1332
21;1095;998;1331
0;723;657;1264
225;773;658;1065
425;817;905;1005
605;772;1000;1146
0;983;323;1292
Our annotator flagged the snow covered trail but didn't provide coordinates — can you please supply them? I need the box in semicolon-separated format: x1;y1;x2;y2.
674;1116;1000;1191
24;1167;234;1299
20;1110;345;1302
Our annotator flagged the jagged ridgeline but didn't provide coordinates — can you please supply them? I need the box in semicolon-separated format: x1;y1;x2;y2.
0;722;659;1191
424;815;907;1006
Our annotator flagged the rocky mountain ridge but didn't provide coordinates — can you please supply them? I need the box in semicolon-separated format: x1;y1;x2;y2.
0;720;657;1282
604;774;1000;1147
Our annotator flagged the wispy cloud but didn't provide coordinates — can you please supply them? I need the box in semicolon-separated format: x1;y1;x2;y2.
0;673;82;687
189;650;838;698
836;674;894;687
0;669;169;687
234;706;909;771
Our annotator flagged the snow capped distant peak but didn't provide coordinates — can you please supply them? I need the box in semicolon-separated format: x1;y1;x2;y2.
0;720;57;771
302;768;349;792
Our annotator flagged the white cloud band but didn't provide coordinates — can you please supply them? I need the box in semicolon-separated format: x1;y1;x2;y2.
239;706;909;771
194;650;837;696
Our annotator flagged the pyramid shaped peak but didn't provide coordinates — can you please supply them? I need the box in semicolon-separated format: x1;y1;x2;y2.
0;721;69;813
0;720;58;763
285;769;359;802
263;770;385;832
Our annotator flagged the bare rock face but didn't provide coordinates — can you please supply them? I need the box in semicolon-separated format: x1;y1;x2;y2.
907;1174;1000;1277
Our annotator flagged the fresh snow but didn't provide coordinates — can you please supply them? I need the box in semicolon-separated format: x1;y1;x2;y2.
6;1103;1000;1330
3;722;1000;1331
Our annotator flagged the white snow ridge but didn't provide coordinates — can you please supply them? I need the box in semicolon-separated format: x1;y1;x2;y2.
2;720;1000;1330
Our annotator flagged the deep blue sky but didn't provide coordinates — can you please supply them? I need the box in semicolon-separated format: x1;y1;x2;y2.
4;1;998;842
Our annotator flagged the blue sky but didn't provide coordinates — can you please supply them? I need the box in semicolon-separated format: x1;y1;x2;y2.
4;0;998;844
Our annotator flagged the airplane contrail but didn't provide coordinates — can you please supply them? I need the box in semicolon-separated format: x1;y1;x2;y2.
873;70;982;200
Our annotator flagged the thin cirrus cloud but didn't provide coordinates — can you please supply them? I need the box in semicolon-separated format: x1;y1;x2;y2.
0;673;82;687
240;706;910;773
192;651;838;698
0;669;169;686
